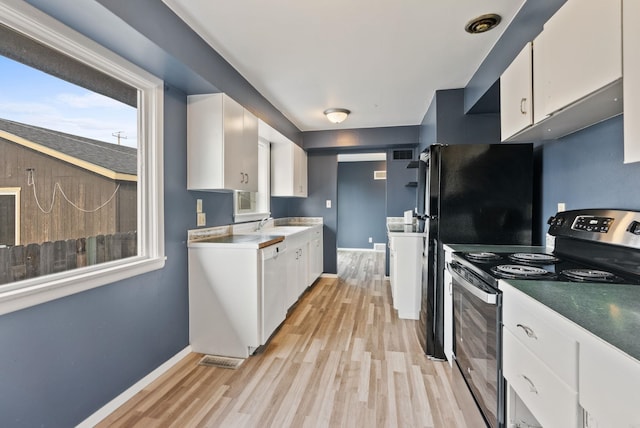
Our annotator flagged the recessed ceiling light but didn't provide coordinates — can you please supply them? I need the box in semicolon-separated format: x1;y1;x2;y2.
465;13;502;34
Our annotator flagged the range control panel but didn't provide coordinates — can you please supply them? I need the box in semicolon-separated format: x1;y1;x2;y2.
572;216;614;233
548;209;640;249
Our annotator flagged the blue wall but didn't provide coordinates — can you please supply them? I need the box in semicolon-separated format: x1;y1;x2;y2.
337;161;387;248
419;89;501;152
385;150;418;215
0;86;212;427
538;115;640;242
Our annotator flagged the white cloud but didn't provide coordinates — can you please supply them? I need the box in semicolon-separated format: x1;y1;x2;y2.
0;101;57;115
56;92;126;109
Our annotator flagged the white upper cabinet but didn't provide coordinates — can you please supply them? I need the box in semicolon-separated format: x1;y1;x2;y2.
501;0;623;143
623;0;640;163
533;0;621;122
271;139;308;197
500;42;533;140
187;93;259;192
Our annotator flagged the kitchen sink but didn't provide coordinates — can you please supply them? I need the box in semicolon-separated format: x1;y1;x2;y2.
259;226;309;235
240;225;310;236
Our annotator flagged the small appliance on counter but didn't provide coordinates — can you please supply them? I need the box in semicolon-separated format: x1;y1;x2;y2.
447;208;640;428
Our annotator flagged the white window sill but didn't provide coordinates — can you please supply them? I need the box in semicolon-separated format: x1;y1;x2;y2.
0;256;166;316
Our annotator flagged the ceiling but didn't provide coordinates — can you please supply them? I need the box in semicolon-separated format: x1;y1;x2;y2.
162;0;525;132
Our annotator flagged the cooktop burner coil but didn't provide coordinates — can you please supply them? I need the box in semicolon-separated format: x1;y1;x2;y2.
490;264;555;279
465;252;501;262
560;269;623;283
508;253;560;264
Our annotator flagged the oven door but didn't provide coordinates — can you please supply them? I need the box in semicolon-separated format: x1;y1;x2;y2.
448;261;504;428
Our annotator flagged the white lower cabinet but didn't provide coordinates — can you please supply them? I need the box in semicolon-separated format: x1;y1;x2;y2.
503;328;580;428
307;226;323;285
188;246;262;358
501;282;580;428
501;281;640;428
285;234;306;308
443;247;454;364
386;232;422;320
579;335;640;427
283;226;323;309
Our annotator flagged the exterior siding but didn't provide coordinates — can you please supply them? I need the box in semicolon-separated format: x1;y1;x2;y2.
0;138;137;244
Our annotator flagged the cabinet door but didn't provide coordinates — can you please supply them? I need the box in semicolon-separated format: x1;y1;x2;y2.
221;95;246;190
579;335;640;427
500;42;533;141
285;244;298;308
624;0;640;163
293;144;308;197
271;141;294;196
307;227;323;284
240;108;259;192
388;237;397;303
533;0;622;122
297;243;308;295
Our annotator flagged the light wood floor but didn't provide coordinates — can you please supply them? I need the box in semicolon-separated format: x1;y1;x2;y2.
98;250;471;427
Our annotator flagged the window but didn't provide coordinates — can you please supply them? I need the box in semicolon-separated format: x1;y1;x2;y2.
0;188;20;246
233;138;270;222
0;1;164;315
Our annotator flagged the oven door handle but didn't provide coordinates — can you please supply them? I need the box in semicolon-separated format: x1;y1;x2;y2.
446;262;498;305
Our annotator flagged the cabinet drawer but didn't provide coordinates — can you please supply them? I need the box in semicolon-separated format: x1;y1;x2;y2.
503;329;579;428
502;286;577;387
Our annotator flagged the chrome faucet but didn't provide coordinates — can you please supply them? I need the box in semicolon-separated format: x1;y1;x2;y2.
256;215;272;231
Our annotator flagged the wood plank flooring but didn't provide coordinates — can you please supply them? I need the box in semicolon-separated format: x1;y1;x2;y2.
98;250;471;427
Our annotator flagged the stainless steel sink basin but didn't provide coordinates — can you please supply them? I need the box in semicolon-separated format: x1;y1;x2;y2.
261;226;309;235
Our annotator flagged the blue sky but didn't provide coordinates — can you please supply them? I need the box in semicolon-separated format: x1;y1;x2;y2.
0;55;137;148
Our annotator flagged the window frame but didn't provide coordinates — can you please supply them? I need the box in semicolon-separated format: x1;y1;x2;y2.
0;1;165;316
0;187;21;246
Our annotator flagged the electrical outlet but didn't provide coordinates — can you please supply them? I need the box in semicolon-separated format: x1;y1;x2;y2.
558;202;566;212
326;200;332;208
197;212;206;227
196;199;203;213
368;237;373;243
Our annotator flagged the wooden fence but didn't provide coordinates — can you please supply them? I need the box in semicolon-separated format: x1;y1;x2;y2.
0;231;137;285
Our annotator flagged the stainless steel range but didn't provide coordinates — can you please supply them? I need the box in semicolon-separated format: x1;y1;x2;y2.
447;209;640;428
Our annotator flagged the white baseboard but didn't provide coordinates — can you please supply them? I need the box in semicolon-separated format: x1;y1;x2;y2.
337;247;379;252
77;345;192;427
320;273;338;278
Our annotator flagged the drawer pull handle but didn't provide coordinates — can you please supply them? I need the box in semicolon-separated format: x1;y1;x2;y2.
516;323;538;339
521;374;538;394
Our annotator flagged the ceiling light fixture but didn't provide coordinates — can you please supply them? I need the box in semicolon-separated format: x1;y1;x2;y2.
465;13;502;34
324;108;350;124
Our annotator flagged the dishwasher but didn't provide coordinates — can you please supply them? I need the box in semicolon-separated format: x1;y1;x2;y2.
261;241;287;343
188;237;286;358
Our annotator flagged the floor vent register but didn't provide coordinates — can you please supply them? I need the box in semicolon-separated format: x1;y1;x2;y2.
198;355;245;370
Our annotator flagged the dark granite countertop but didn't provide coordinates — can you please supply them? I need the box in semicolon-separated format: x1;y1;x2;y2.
503;279;640;362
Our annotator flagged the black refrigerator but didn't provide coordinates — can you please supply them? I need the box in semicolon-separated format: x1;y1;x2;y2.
416;143;533;359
